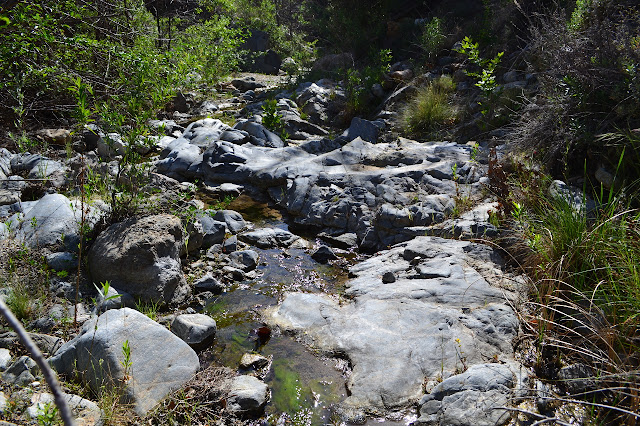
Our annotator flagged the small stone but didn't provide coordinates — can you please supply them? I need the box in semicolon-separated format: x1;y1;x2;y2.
226;375;269;415
311;245;338;264
0;391;6;415
45;252;78;271
2;356;37;386
222;236;237;253
381;271;396;283
240;353;270;370
229;250;259;272
171;313;217;348
193;273;224;295
0;348;11;371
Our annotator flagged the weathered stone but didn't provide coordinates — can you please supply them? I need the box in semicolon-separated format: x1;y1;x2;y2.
229;250;259;272
226;375;269;415
269;237;519;413
213;210;247;234
240;353;270;370
311;245;338;264
239;228;299;249
88;214;189;305
2;356;37;386
171;313;217;348
193;273;224;294
49;308;199;416
14;194;80;248
45;252;78;271
0;348;11;371
27;392;102;426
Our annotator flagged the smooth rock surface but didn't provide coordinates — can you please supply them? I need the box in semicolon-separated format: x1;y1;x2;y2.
269;236;519;415
238;227;299;249
171;313;217;347
49;308;199;416
226;375;269;415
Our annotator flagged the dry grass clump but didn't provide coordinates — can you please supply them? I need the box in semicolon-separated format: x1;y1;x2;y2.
145;365;237;426
400;75;458;137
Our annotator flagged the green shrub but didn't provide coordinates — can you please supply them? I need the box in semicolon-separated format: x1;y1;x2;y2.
400;76;458;137
421;17;446;62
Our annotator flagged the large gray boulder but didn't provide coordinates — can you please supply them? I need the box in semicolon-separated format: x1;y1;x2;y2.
87;214;189;305
49;308;199;416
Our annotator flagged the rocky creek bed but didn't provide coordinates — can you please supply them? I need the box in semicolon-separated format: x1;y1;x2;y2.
0;73;559;425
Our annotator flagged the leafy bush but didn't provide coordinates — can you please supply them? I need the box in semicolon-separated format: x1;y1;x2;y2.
344;49;391;115
0;1;244;133
421;17;446;62
400;76;458;137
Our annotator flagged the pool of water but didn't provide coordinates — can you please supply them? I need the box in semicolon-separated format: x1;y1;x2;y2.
204;244;353;424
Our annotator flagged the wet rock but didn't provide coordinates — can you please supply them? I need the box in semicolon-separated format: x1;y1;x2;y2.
171;313;217;348
239;228;299;249
193;273;224;294
87;214;189;305
49;308;199;416
311;245;338;264
226;375;269;415
229;250;259;272
240;353;270;370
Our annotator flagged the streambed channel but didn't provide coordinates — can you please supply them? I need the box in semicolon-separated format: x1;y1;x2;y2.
199;197;413;425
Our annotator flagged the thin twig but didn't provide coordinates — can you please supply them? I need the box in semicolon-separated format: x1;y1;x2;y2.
0;299;74;425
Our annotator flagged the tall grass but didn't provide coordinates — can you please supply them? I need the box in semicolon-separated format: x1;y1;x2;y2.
400;75;458;137
514;180;640;422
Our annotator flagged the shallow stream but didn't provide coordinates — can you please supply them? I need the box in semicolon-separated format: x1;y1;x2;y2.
202;197;413;425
